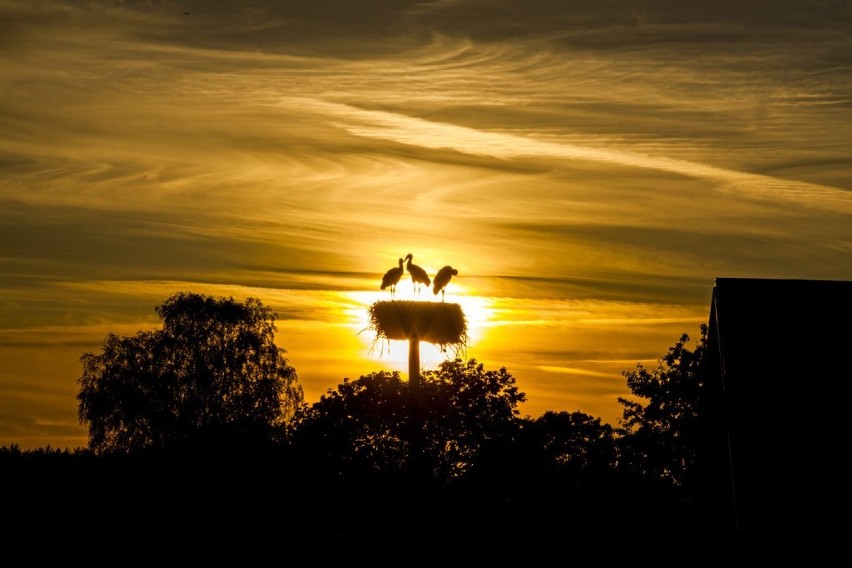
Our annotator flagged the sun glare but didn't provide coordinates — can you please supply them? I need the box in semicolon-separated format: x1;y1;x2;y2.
343;286;495;374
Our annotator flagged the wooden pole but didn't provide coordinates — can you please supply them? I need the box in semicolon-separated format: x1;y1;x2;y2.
408;335;425;481
368;301;466;482
408;335;420;399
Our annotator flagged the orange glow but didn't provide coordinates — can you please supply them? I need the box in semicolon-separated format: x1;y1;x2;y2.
344;287;495;375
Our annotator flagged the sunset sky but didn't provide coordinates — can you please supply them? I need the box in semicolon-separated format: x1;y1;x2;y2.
2;0;851;449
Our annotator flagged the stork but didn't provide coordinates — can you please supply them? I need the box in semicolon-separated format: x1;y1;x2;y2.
432;265;458;302
380;257;404;299
404;253;430;295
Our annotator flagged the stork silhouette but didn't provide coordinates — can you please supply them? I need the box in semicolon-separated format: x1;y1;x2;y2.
432;265;458;302
380;257;404;299
405;253;430;295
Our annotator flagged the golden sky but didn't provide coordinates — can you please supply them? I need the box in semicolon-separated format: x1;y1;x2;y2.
2;0;851;449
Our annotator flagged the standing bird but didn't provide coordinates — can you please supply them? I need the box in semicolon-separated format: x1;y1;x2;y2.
404;253;430;295
432;265;458;302
380;257;404;299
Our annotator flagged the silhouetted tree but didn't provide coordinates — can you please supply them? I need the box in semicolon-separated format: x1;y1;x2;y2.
420;358;526;480
525;410;617;480
461;410;618;510
617;324;708;488
77;292;303;454
289;358;526;483
289;370;409;480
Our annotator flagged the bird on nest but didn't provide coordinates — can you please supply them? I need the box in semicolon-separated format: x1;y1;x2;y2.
404;253;430;295
380;257;404;299
432;265;458;302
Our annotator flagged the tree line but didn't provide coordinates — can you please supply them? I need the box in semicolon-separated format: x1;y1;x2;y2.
3;292;733;555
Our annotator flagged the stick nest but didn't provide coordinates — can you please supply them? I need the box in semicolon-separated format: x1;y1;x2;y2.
367;301;468;348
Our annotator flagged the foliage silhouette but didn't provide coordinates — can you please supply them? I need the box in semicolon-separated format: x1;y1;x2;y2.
457;410;623;529
289;369;409;480
617;324;708;491
5;323;750;555
522;410;618;481
289;358;525;483
77;292;303;454
420;358;525;480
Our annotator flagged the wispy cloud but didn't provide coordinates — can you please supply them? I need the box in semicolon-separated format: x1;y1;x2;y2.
300;98;852;213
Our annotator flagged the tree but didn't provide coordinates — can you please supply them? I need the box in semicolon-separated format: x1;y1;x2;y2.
288;370;410;480
77;292;303;454
464;409;617;495
524;410;617;480
289;358;526;483
617;324;708;488
420;358;526;480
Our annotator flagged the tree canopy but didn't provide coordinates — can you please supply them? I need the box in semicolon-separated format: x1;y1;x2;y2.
289;358;526;482
617;324;708;488
77;292;303;454
8;318;730;549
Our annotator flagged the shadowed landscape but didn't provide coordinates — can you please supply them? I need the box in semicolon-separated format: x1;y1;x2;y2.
6;277;848;561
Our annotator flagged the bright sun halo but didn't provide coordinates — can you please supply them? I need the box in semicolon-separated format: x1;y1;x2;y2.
344;284;494;372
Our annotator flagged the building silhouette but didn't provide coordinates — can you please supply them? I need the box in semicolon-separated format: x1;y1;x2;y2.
699;277;850;540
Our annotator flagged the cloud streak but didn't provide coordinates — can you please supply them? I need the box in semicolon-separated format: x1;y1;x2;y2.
306;97;852;213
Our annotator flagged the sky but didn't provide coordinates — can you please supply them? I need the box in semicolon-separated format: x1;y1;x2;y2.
2;0;851;450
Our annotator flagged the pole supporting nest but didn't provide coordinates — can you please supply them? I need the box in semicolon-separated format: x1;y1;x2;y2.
368;298;467;385
367;300;468;480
